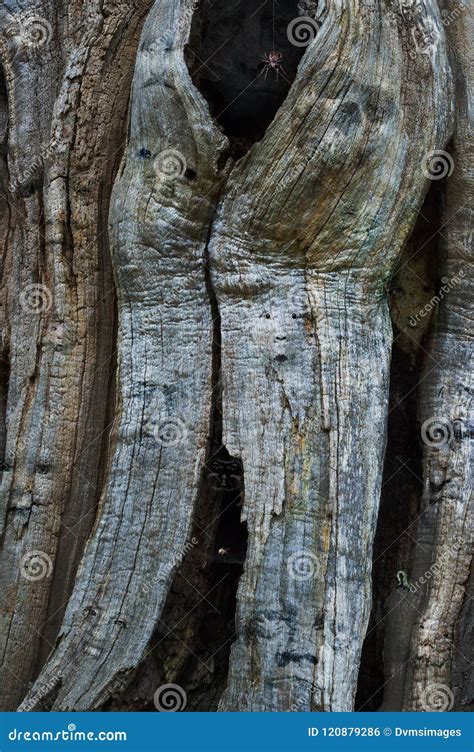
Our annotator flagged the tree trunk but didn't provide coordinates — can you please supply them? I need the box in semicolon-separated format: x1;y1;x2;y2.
0;0;151;709
399;0;472;713
0;0;469;713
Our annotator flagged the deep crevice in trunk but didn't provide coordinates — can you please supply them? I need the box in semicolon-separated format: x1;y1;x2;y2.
187;0;307;151
117;225;248;712
355;181;444;711
0;348;10;485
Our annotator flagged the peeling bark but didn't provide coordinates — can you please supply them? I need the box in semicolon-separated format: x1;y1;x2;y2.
210;0;452;710
0;0;151;709
402;0;473;712
17;0;455;712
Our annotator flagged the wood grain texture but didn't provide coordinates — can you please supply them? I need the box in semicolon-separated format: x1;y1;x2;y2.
402;0;473;712
18;0;229;710
11;0;458;712
0;0;150;709
211;0;452;711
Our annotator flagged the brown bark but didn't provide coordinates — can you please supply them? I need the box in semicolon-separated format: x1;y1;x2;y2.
0;0;151;709
0;0;469;713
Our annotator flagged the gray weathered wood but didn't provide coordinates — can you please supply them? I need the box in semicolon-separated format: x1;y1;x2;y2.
19;0;454;712
0;0;150;709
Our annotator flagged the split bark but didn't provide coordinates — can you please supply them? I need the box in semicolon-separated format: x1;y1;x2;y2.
0;0;151;709
403;0;473;712
17;0;454;712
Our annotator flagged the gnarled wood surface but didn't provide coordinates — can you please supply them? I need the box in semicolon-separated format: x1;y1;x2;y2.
403;0;473;712
15;0;456;712
0;0;151;710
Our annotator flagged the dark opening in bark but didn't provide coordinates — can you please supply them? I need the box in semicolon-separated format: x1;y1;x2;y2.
355;180;444;710
0;349;9;484
121;235;248;711
0;65;9;489
186;0;306;149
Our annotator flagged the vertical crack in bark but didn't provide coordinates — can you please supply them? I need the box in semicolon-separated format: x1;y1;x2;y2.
36;153;121;671
19;0;453;712
210;0;452;712
0;62;10;492
111;145;249;714
356;183;443;710
0;1;155;709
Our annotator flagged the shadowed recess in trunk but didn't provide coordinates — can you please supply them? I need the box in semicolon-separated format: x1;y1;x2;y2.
355;181;443;711
186;0;308;149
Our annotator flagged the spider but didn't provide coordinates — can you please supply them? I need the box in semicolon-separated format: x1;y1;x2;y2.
260;51;287;80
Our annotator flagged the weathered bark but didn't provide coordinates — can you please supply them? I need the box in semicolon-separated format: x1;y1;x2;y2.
402;0;473;712
211;1;452;711
14;0;455;712
377;0;473;713
0;0;151;709
15;0;228;710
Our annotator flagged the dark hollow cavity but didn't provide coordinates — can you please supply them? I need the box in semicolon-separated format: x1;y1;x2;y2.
355;181;444;711
186;0;307;147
